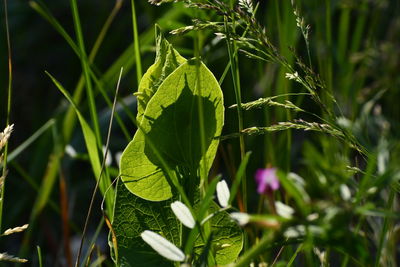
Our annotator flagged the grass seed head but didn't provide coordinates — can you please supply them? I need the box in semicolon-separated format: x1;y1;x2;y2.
0;124;14;151
2;224;29;236
0;252;28;263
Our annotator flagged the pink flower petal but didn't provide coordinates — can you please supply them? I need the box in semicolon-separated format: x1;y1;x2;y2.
255;168;279;194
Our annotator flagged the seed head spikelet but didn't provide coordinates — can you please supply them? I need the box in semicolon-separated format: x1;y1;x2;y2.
2;224;28;236
0;124;13;152
0;253;28;263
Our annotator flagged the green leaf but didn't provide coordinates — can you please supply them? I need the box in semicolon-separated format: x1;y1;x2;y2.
210;209;243;265
112;179;179;267
114;29;236;266
194;203;243;265
135;25;186;123
112;180;243;266
121;59;224;201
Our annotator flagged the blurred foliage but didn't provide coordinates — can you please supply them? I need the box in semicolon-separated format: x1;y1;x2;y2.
0;0;399;266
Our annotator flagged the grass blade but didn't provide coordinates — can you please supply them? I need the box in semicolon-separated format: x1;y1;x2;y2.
1;119;55;165
0;0;13;233
46;72;114;213
70;0;102;148
131;0;142;84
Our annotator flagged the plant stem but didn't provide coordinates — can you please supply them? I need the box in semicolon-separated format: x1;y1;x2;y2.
70;0;102;147
64;0;122;141
73;67;123;267
131;0;143;84
375;188;396;266
234;232;274;267
0;0;13;232
324;0;333;108
224;17;247;212
274;0;292;172
37;246;43;267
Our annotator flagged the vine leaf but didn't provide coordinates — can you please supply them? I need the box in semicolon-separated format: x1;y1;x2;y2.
194;203;243;265
111;180;178;267
135;25;186;124
120;58;224;201
113;27;241;267
111;181;243;266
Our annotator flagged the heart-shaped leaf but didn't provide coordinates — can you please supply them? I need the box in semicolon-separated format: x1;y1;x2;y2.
120;59;224;201
111;180;179;267
111;181;243;266
135;25;186;123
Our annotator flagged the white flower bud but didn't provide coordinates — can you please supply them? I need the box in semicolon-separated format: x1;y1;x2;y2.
340;184;351;201
141;230;185;262
171;201;195;229
275;201;295;219
65;145;77;158
216;180;230;208
230;212;250;226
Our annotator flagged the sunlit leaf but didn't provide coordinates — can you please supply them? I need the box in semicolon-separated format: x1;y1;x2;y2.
120;58;224;201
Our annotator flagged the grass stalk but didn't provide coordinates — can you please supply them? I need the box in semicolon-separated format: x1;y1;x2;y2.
70;0;102;147
80;218;105;267
0;0;13;232
64;0;122;141
342;2;368;110
30;0;123;142
74;68;123;267
234;232;274;267
287;244;303;266
193;23;215;266
375;188;396;266
337;5;351;65
224;16;247;212
274;0;293;172
37;246;43;267
131;0;143;84
3;119;55;164
324;0;333;96
93;78;132;141
59;171;72;267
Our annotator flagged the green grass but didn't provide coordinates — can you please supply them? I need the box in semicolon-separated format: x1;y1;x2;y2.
1;0;399;266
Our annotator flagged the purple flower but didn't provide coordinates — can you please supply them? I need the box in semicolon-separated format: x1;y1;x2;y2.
255;168;279;194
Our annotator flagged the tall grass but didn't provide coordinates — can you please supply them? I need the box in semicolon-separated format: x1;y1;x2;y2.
0;0;399;266
0;0;13;233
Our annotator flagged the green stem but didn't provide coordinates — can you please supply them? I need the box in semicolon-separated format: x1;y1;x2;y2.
375;188;396;266
70;0;102;147
31;0;122;142
193;26;207;195
224;17;247;211
91;1;122;63
37;246;43;267
0;0;13;232
324;0;333;107
64;0;122;140
192;15;215;266
275;0;292;172
234;233;274;267
287;244;303;266
131;0;142;84
337;5;350;65
342;216;365;267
